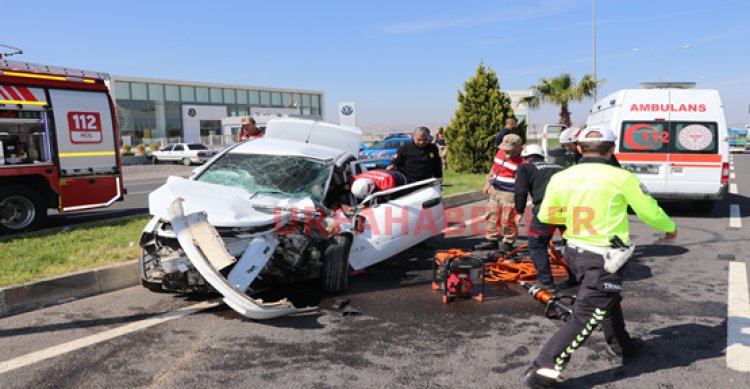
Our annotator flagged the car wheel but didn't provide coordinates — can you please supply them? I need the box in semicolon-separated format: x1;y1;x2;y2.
151;156;159;164
321;234;352;293
693;200;715;214
0;184;46;233
182;158;192;166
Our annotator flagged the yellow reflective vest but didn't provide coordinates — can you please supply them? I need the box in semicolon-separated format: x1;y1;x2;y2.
538;158;676;247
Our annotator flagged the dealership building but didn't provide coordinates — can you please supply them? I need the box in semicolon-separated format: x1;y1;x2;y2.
111;75;324;145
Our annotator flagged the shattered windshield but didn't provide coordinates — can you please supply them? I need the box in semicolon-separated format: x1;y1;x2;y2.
196;153;332;201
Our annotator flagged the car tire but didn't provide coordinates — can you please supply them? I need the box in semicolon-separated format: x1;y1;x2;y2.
182;158;192;166
321;234;352;293
693;200;715;214
0;184;46;233
152;156;159;164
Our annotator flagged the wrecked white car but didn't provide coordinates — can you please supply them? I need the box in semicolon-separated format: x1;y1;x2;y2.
139;118;444;319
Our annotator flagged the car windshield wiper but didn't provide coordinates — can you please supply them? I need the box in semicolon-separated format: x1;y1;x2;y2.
248;189;287;199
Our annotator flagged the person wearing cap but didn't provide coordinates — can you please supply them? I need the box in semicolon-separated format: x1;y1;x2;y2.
238;116;262;141
388;127;442;183
513;144;564;292
558;127;581;167
493;117;519;148
475;133;524;252
522;127;677;388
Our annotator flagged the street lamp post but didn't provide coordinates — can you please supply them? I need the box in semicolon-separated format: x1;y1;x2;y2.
632;44;692;81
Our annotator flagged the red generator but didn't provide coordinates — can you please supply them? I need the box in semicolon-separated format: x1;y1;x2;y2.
432;249;485;303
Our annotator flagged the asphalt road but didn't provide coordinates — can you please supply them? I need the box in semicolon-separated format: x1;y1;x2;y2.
2;156;750;388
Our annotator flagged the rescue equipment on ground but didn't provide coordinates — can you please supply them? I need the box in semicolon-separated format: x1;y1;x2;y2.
484;241;569;282
432;249;485;303
521;281;575;321
567;236;635;274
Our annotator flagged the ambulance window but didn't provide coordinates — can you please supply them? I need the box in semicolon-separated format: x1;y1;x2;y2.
0;109;51;165
619;122;668;153
671;122;717;154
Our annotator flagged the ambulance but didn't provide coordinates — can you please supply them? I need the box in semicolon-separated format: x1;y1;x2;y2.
0;59;124;232
585;83;728;212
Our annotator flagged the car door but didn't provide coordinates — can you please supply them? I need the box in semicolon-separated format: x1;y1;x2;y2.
346;159;444;269
170;144;184;161
157;144;174;160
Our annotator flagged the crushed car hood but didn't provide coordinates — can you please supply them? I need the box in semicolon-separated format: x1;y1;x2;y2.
149;176;317;228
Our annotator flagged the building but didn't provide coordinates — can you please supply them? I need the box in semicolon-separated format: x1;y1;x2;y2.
112;75;324;146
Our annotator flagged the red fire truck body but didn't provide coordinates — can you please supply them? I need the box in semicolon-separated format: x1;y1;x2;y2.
0;60;124;233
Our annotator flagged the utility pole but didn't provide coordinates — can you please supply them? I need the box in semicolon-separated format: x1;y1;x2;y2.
592;0;597;102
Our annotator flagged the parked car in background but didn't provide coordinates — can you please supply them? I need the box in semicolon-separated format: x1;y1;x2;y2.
150;143;216;165
358;136;411;159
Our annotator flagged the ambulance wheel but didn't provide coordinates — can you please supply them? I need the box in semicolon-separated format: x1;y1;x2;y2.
693;200;715;214
182;158;192;166
0;185;46;233
321;234;352;293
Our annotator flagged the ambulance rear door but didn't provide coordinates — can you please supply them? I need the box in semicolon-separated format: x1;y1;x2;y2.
615;89;670;195
663;89;725;198
49;89;121;211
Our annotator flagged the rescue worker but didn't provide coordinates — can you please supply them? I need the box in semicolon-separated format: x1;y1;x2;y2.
559;127;580;167
350;169;408;199
513;144;564;292
475;134;524;252
238;116;262;141
388;127;442;183
523;127;677;388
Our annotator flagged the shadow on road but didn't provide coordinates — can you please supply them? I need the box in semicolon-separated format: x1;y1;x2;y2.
561;320;727;388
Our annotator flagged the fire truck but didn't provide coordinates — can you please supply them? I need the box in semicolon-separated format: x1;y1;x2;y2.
0;59;124;233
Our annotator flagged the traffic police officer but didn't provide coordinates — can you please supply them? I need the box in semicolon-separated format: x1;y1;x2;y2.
523;127;677;388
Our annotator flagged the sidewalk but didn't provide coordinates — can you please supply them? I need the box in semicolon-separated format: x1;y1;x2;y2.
0;190;486;317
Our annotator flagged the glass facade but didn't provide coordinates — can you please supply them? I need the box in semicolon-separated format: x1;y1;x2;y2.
113;78;323;145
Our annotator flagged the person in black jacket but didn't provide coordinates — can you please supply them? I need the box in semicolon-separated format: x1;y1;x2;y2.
388;127;442;183
493;118;518;148
513;144;564;292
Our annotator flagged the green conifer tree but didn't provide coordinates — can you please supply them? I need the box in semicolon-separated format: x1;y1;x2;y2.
445;62;517;173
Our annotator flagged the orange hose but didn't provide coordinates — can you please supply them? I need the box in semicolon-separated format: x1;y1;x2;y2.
484;242;569;283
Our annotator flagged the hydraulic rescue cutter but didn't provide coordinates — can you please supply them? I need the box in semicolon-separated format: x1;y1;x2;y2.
432;249;485;303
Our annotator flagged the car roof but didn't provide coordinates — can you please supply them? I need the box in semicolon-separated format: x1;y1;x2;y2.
231;138;349;161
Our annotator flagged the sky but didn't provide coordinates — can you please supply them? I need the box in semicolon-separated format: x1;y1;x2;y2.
4;0;750;133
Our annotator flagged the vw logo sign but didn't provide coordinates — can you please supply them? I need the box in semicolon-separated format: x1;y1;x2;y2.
187;108;197;117
340;105;354;116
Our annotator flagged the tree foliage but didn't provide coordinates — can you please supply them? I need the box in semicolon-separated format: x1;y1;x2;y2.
523;73;601;127
445;63;516;173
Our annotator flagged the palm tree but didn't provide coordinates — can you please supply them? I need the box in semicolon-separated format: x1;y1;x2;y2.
523;73;602;127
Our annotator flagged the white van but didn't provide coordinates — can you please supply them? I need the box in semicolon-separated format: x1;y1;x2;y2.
585;83;729;212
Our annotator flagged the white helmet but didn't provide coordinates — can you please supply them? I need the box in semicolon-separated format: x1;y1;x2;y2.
559;127;580;144
351;178;376;199
521;144;544;158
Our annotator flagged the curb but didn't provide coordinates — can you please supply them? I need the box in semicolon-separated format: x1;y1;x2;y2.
0;260;139;318
0;190;485;318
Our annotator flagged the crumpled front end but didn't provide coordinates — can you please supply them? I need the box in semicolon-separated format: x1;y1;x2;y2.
139;198;328;320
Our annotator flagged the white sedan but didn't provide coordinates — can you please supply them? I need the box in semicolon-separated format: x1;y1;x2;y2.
150;143;216;165
139;118;443;319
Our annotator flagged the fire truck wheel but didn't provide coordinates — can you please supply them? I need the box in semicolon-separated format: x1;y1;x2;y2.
182;158;192;166
321;234;352;293
0;185;46;233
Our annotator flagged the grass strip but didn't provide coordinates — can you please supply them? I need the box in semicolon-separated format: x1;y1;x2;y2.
441;170;487;196
0;216;149;287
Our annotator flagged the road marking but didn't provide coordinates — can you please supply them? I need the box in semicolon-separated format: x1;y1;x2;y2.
0;301;219;375
730;165;735;171
730;204;742;228
730;183;738;194
727;261;750;372
730;172;736;180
